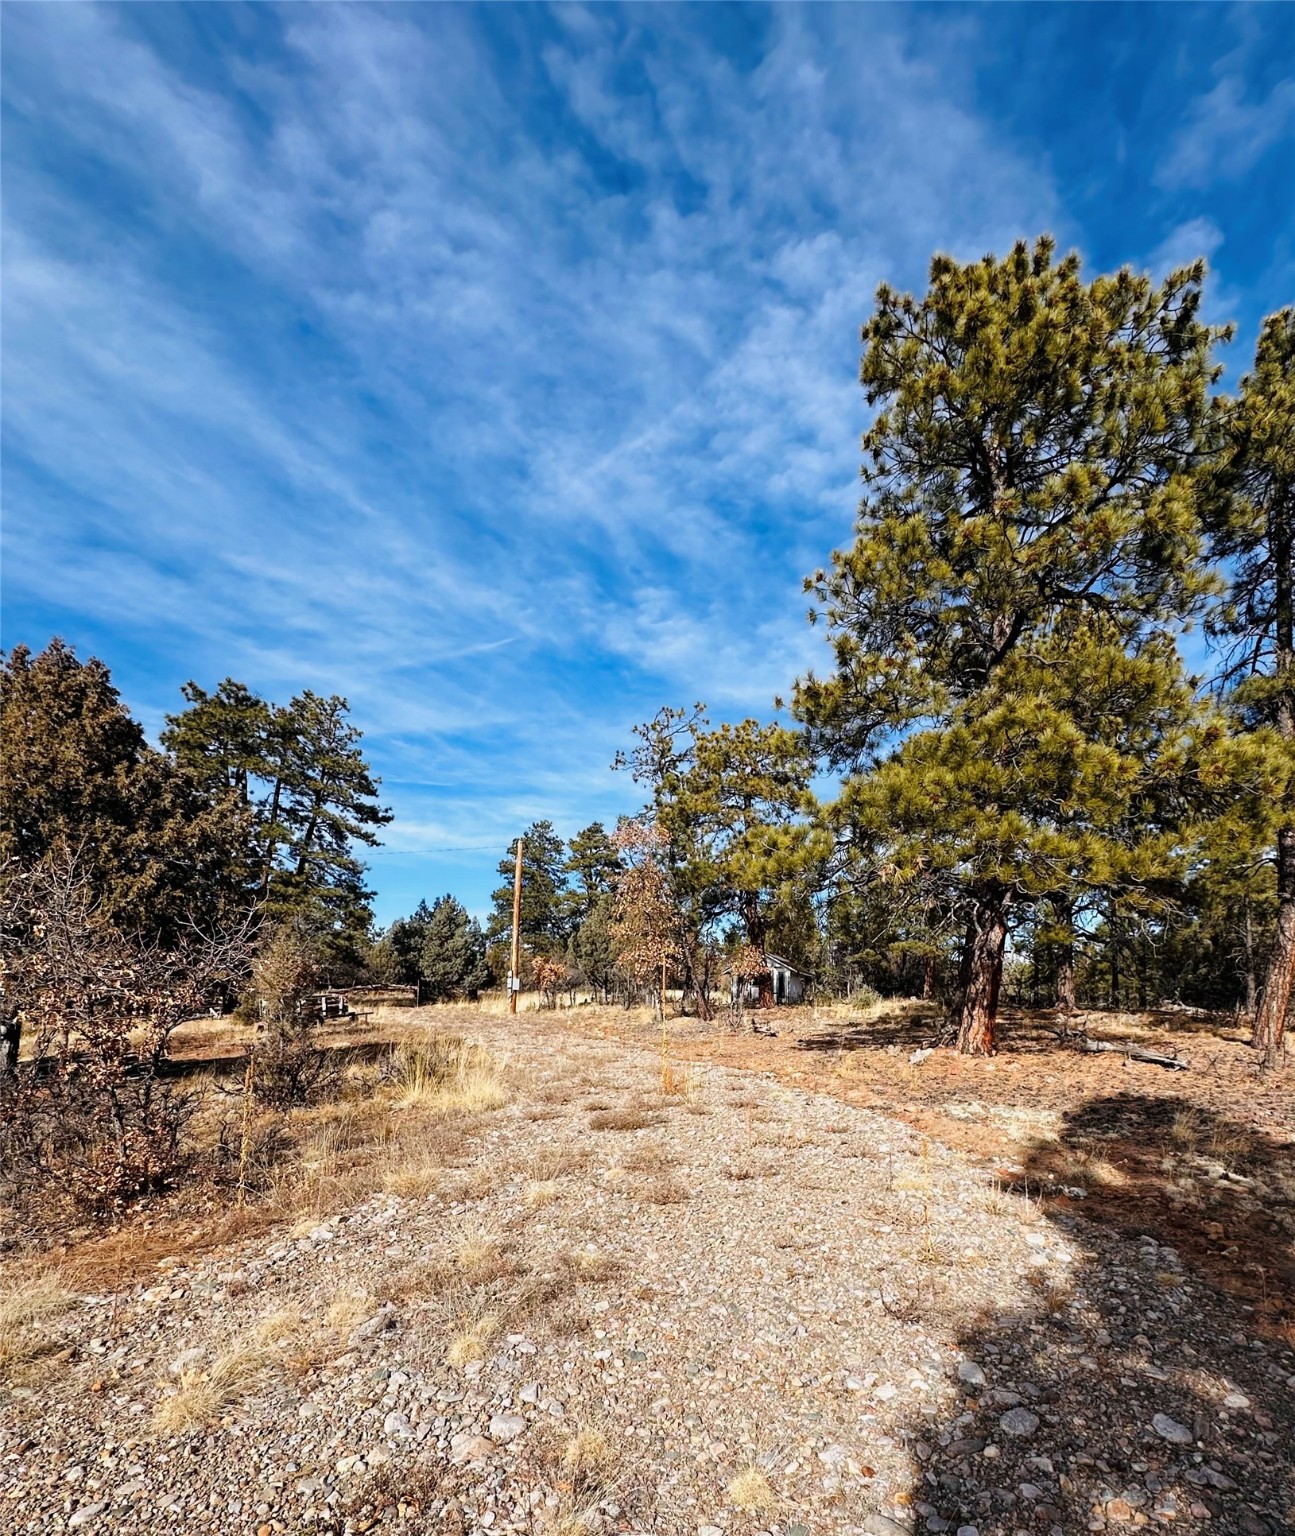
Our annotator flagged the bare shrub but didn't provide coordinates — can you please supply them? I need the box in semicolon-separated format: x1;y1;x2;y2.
0;855;251;1214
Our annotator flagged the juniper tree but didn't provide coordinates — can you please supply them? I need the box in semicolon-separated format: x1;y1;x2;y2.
796;237;1227;1051
1;641;253;942
419;896;490;1002
571;891;618;1002
1205;309;1295;1068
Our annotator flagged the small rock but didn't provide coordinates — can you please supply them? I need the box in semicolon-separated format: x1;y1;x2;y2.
1236;1513;1271;1536
349;1303;400;1344
519;1382;541;1404
168;1347;204;1377
1150;1413;1193;1445
999;1407;1040;1437
450;1432;494;1463
958;1361;986;1387
488;1413;526;1444
1106;1499;1134;1522
863;1518;913;1536
383;1411;412;1439
1223;1392;1250;1410
875;1383;898;1401
69;1507;105;1530
946;1438;985;1458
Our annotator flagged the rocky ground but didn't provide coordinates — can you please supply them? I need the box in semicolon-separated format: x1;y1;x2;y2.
2;1008;1292;1536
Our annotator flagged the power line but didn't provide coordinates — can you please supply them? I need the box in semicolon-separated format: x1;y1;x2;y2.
366;844;504;857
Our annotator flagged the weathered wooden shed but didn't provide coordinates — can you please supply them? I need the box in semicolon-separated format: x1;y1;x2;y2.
729;953;811;1007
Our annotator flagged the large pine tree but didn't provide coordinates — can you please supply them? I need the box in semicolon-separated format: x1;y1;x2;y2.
796;238;1226;1051
1205;308;1295;1069
163;681;391;959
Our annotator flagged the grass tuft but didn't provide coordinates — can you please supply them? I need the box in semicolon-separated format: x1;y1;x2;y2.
728;1466;775;1512
154;1339;274;1432
446;1311;500;1369
0;1269;75;1379
588;1108;654;1132
392;1035;508;1115
563;1425;614;1483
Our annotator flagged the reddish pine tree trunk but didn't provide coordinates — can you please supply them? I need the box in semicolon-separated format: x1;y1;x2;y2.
921;954;935;1000
1254;826;1295;1070
1054;895;1076;1013
1254;515;1294;1072
1056;950;1076;1014
956;891;1009;1055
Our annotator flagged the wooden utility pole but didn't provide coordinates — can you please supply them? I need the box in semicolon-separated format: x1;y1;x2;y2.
509;837;524;1015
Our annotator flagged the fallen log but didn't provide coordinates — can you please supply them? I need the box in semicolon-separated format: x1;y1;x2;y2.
1074;1038;1189;1069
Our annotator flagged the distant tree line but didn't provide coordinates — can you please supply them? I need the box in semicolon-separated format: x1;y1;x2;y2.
375;819;627;1006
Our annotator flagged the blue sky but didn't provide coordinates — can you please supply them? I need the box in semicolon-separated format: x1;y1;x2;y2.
3;3;1293;925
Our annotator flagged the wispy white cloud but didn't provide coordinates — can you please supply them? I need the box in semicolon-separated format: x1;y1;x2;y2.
18;1;1240;921
1158;69;1295;192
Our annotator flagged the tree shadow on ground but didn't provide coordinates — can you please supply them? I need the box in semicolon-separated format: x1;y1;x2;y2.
890;1098;1295;1536
1019;1095;1295;1322
795;1007;1247;1058
797;1007;943;1052
154;1035;398;1081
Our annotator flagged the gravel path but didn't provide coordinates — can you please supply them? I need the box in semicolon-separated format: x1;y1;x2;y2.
3;1010;1292;1536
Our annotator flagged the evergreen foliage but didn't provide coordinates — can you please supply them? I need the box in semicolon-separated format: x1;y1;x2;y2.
795;237;1231;1051
486;819;570;956
163;680;391;961
419;896;490;1002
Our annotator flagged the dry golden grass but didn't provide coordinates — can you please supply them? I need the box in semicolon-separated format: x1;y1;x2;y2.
392;1036;508;1115
635;1175;690;1205
455;1236;523;1286
524;1180;561;1209
324;1290;375;1334
562;1247;621;1283
1052;1146;1127;1189
154;1338;275;1432
1025;1268;1073;1318
563;1425;615;1487
588;1108;655;1132
975;1178;1017;1216
624;1141;671;1173
380;1144;445;1199
727;1466;775;1512
446;1311;501;1368
0;1268;75;1379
